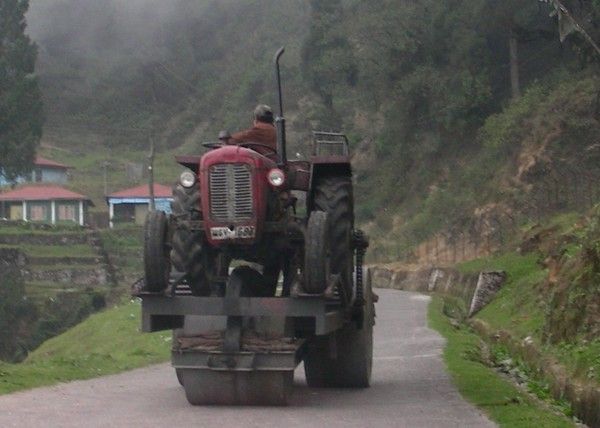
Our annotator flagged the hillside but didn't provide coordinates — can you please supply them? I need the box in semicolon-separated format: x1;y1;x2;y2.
367;75;600;262
24;0;600;261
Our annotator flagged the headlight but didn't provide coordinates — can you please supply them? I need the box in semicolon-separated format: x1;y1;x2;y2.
267;168;286;187
180;171;196;188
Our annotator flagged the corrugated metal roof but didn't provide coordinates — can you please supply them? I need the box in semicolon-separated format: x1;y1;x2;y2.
107;184;172;199
0;185;90;201
35;156;71;169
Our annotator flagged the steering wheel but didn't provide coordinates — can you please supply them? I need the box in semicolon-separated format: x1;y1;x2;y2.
202;141;224;149
238;142;277;155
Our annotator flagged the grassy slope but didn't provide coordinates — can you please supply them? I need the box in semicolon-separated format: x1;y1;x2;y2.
428;297;574;427
0;300;170;394
456;212;600;387
459;252;548;338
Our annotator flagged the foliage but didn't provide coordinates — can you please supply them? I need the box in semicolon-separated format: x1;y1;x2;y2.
0;0;43;181
0;262;35;362
301;0;356;127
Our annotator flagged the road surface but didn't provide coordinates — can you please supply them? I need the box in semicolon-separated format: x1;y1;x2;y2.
0;289;494;427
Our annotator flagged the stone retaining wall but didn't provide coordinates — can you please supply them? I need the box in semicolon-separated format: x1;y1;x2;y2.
25;268;108;286
0;234;89;246
0;248;27;270
28;256;101;265
370;265;504;314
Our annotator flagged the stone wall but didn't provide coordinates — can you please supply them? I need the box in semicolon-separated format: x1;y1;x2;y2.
0;248;27;274
0;233;89;246
370;265;505;317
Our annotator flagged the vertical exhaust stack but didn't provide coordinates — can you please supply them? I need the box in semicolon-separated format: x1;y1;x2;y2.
274;47;287;167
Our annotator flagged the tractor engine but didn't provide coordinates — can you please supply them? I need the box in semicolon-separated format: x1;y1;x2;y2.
199;145;279;247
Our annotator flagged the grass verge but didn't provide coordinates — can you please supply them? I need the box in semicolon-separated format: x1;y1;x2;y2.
0;299;170;394
428;296;575;427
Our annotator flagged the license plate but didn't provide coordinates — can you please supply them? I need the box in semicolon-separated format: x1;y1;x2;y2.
210;226;255;240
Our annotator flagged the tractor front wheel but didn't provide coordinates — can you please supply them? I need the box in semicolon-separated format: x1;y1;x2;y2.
170;183;211;296
143;210;171;292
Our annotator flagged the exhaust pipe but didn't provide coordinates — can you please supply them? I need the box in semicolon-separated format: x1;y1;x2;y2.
274;47;287;167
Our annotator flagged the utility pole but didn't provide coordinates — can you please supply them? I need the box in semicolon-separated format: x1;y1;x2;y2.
148;135;156;212
103;161;109;196
148;66;159;212
509;28;521;99
542;0;600;56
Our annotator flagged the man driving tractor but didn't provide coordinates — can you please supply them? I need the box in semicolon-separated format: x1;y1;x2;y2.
227;104;277;157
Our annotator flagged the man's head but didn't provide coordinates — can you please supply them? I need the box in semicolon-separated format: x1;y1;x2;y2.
253;104;274;124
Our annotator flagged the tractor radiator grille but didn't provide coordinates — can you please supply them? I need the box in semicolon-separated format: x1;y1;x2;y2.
209;163;253;222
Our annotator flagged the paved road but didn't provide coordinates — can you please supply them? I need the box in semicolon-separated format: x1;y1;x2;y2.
0;290;494;427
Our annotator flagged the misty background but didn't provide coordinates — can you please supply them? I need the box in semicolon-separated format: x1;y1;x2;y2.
20;0;600;260
26;0;310;149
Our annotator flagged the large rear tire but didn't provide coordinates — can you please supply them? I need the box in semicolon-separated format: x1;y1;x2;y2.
170;183;211;296
143;210;170;292
303;335;336;387
313;176;354;301
331;269;374;387
304;270;375;388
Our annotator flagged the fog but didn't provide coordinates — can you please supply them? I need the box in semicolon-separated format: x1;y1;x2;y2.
27;0;202;63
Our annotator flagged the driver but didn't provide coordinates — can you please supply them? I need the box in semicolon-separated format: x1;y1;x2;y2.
228;104;277;157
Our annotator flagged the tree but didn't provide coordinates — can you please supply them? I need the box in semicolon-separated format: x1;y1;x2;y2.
0;252;34;362
482;0;554;100
301;0;357;128
0;0;43;182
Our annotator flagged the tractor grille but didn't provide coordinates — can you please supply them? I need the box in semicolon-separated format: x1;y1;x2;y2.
209;163;253;222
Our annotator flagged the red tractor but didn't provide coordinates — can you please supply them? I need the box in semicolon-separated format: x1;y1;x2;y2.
138;48;374;405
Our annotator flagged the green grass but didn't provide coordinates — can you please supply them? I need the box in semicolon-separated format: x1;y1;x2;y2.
39;146;183;209
23;244;96;258
0;299;170;394
457;244;600;388
0;224;85;235
0;244;96;258
428;296;575;427
458;252;548;339
551;339;600;383
26;264;99;272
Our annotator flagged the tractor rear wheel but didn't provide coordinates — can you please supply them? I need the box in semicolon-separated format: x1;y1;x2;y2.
303;335;336;387
170;183;211;296
331;269;374;387
313;176;354;301
143;210;170;292
304;270;375;388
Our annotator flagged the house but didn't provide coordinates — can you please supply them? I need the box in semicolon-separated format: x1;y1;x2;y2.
0;156;71;187
106;184;173;228
0;185;93;226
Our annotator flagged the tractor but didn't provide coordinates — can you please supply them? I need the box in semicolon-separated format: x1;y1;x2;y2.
137;47;375;405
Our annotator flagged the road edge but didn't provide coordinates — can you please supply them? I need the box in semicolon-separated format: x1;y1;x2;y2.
427;295;576;427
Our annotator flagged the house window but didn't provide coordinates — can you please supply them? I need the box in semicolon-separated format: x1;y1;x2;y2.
57;203;76;221
30;204;48;221
34;168;42;182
